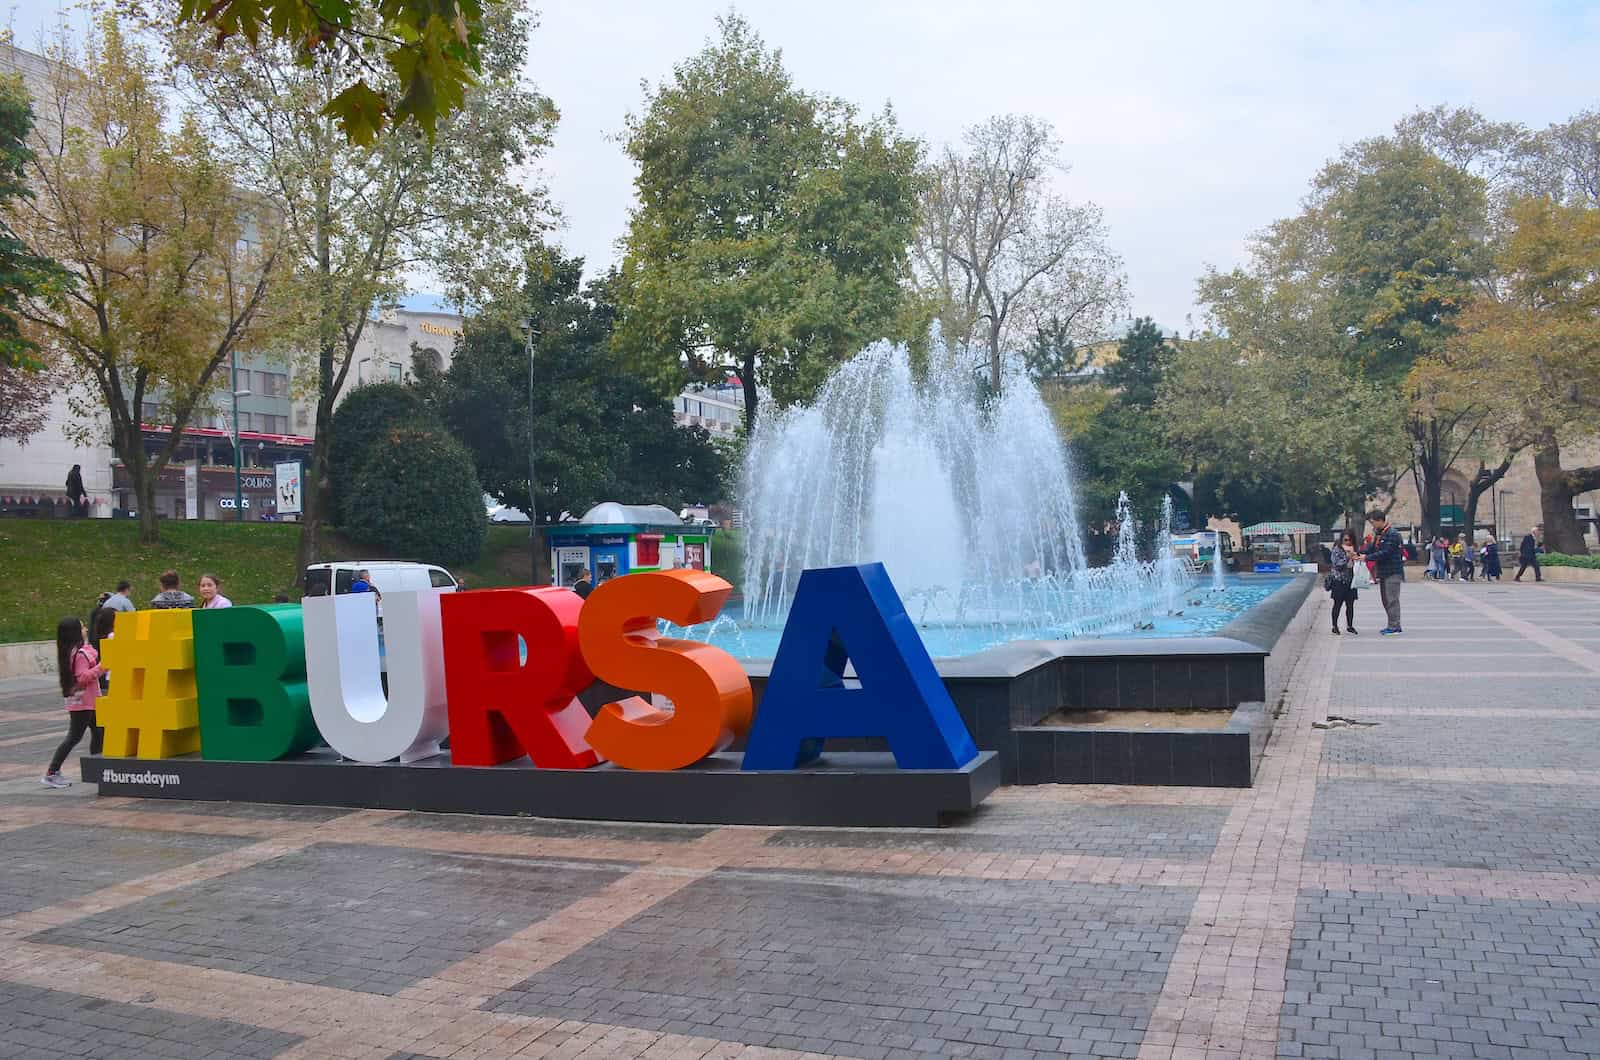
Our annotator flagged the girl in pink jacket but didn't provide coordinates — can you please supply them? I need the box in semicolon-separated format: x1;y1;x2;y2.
42;616;106;788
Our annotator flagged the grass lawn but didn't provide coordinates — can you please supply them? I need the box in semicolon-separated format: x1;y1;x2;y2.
0;519;536;643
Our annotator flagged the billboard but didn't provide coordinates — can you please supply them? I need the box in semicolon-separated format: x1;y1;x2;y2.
274;460;303;516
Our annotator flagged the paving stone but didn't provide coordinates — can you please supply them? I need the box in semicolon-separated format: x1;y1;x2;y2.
1318;716;1600;771
0;823;252;918
1306;779;1600;872
0;980;301;1058
32;841;633;995
384;810;714;844
1327;675;1600;712
768;801;1229;860
487;867;1195;1060
117;799;356;822
1281;891;1600;1058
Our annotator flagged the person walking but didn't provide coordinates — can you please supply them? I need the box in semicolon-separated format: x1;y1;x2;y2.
197;573;232;608
65;464;87;517
1453;534;1474;581
1328;531;1360;635
150;570;195;609
1427;536;1448;580
1515;527;1543;582
1362;509;1406;636
1481;538;1503;581
41;617;105;788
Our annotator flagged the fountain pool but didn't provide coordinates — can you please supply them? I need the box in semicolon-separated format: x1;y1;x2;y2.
668;576;1296;660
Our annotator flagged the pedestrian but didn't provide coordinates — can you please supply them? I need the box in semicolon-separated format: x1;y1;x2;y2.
65;463;87;517
350;569;382;601
1327;531;1360;635
1455;534;1475;581
1426;536;1448;580
197;573;232;608
1515;527;1543;582
1361;508;1405;636
1480;538;1503;581
41;616;104;788
572;572;594;600
103;579;136;613
150;570;195;609
90;607;116;695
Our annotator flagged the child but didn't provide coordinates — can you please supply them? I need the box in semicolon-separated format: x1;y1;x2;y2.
42;616;105;788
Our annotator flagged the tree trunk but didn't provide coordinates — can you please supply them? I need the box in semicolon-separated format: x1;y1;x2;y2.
1534;431;1600;555
987;318;1003;395
133;462;158;545
1411;417;1444;540
740;352;759;433
1462;455;1515;550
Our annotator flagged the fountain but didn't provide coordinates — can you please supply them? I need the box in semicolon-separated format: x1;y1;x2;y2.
1211;527;1228;592
729;342;1210;654
674;339;1312;786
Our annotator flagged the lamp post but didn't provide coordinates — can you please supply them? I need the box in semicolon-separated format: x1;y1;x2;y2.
230;351;252;522
1497;489;1514;546
523;318;548;585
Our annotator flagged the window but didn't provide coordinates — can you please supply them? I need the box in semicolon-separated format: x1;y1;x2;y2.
428;568;457;588
388;362;403;382
335;569;354;594
141;402;162;424
236;412;253;432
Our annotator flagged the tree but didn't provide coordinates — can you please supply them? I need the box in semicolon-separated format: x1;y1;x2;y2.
344;424;486;565
426;253;727;520
0;360;51;442
614;13;921;431
913;114;1126;392
174;0;492;143
0;75;70;371
1158;335;1408;532
1446;196;1600;552
1101;317;1168;409
166;0;556;578
1022;312;1090;382
325;381;428;525
5;18;279;543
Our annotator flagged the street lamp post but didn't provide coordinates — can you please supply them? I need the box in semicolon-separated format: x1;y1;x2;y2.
230;350;252;522
524;319;548;585
1497;489;1514;546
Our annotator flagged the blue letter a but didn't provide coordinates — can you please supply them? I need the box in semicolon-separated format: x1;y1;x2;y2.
741;564;979;770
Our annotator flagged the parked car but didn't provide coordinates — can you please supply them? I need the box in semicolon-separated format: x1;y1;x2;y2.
303;561;460;598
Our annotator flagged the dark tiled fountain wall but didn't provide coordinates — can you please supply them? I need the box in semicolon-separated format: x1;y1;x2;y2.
743;573;1317;788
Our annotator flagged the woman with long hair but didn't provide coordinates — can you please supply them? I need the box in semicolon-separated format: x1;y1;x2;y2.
197;573;232;609
41;616;105;788
1328;531;1360;635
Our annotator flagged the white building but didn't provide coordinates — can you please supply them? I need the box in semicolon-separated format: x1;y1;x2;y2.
673;381;744;436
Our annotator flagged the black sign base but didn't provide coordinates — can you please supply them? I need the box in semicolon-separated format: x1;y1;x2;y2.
80;750;1000;828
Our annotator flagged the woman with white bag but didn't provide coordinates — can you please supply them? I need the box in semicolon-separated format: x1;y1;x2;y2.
1328;531;1364;635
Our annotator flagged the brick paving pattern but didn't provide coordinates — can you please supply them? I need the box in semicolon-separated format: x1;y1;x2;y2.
0;580;1593;1058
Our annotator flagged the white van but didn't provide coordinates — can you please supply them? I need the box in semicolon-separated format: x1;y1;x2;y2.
303;561;460;598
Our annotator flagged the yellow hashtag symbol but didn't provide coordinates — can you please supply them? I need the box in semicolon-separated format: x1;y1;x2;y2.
98;610;201;758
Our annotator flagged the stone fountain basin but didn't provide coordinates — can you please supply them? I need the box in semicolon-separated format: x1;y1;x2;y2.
740;572;1316;788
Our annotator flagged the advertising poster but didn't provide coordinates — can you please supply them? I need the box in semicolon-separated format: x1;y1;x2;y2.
274;460;303;516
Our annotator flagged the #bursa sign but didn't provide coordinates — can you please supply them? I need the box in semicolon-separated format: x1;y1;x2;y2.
96;564;979;774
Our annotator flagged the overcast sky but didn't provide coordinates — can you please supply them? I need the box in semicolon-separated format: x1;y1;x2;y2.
10;1;1599;332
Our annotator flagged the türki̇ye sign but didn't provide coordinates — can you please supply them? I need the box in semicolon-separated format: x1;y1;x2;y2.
96;566;978;772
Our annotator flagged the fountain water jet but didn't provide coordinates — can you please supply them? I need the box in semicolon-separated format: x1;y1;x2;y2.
729;341;1194;652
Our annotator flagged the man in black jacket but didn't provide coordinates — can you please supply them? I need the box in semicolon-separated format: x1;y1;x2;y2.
1514;526;1543;582
1363;508;1406;635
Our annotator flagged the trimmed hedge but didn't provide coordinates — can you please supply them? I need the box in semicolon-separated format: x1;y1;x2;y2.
1543;552;1600;569
343;425;486;567
327;382;429;525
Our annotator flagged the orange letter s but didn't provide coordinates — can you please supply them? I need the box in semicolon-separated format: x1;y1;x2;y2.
579;570;752;770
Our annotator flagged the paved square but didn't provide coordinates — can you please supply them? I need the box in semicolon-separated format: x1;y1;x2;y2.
0;822;252;918
1282;891;1600;1058
487;868;1195;1058
1;581;1598;1058
768;801;1231;859
31;841;634;994
0;980;302;1059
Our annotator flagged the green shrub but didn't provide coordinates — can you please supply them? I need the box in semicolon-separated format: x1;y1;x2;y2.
343;425;486;567
327;382;428;525
1543;552;1600;569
